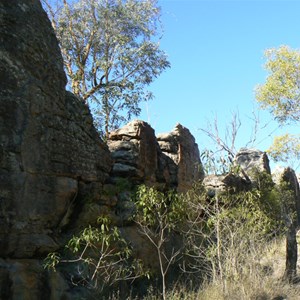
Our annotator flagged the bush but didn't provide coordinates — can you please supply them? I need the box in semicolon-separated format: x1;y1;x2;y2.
183;177;286;297
44;216;146;295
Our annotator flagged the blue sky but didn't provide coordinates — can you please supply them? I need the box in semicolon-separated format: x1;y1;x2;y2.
139;0;300;159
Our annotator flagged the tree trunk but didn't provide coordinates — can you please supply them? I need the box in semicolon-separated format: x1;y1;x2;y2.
283;222;297;282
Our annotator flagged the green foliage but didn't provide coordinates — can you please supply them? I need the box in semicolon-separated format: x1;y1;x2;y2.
134;185;187;229
251;171;283;228
255;46;300;167
133;185;188;300
200;149;233;175
203;188;281;243
43;179;293;298
44;252;61;271
44;216;146;291
267;133;300;169
43;0;170;137
184;176;285;291
256;45;300;123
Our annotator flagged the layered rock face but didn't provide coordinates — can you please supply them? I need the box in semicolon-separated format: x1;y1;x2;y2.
107;121;204;278
0;2;112;297
157;123;205;192
0;0;112;258
108;120;161;186
108;121;204;192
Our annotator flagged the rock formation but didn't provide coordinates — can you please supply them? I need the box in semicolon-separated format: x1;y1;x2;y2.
157;123;204;192
108;121;204;193
0;2;205;297
0;1;112;298
203;148;271;195
234;148;271;179
203;173;251;196
108;120;162;187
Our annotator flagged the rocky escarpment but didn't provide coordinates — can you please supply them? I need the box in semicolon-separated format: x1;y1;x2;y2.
0;1;112;298
0;0;112;258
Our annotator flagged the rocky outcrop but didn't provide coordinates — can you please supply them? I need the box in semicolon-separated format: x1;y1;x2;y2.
0;1;112;296
108;121;204;192
157;123;204;192
234;148;271;179
0;0;112;258
203;173;251;196
108;120;162;187
203;148;271;195
0;2;206;298
6;0;299;298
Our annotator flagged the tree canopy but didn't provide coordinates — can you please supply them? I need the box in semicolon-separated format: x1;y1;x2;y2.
43;0;170;137
255;46;300;168
256;46;300;124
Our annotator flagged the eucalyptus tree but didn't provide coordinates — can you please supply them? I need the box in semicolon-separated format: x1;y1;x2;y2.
43;0;170;137
256;45;300;281
256;45;300;123
256;46;300;168
133;185;187;300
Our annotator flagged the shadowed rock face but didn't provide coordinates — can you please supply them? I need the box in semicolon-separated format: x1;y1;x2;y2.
0;0;112;258
0;1;113;298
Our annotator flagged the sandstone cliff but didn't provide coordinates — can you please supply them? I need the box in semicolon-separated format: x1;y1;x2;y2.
0;1;113;298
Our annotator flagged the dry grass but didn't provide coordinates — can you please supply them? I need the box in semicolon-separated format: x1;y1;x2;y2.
130;237;300;300
105;236;300;299
194;237;300;300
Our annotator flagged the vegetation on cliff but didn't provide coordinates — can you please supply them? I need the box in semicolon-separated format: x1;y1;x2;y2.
45;167;300;299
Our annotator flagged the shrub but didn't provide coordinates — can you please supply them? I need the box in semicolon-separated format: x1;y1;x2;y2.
44;216;145;295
